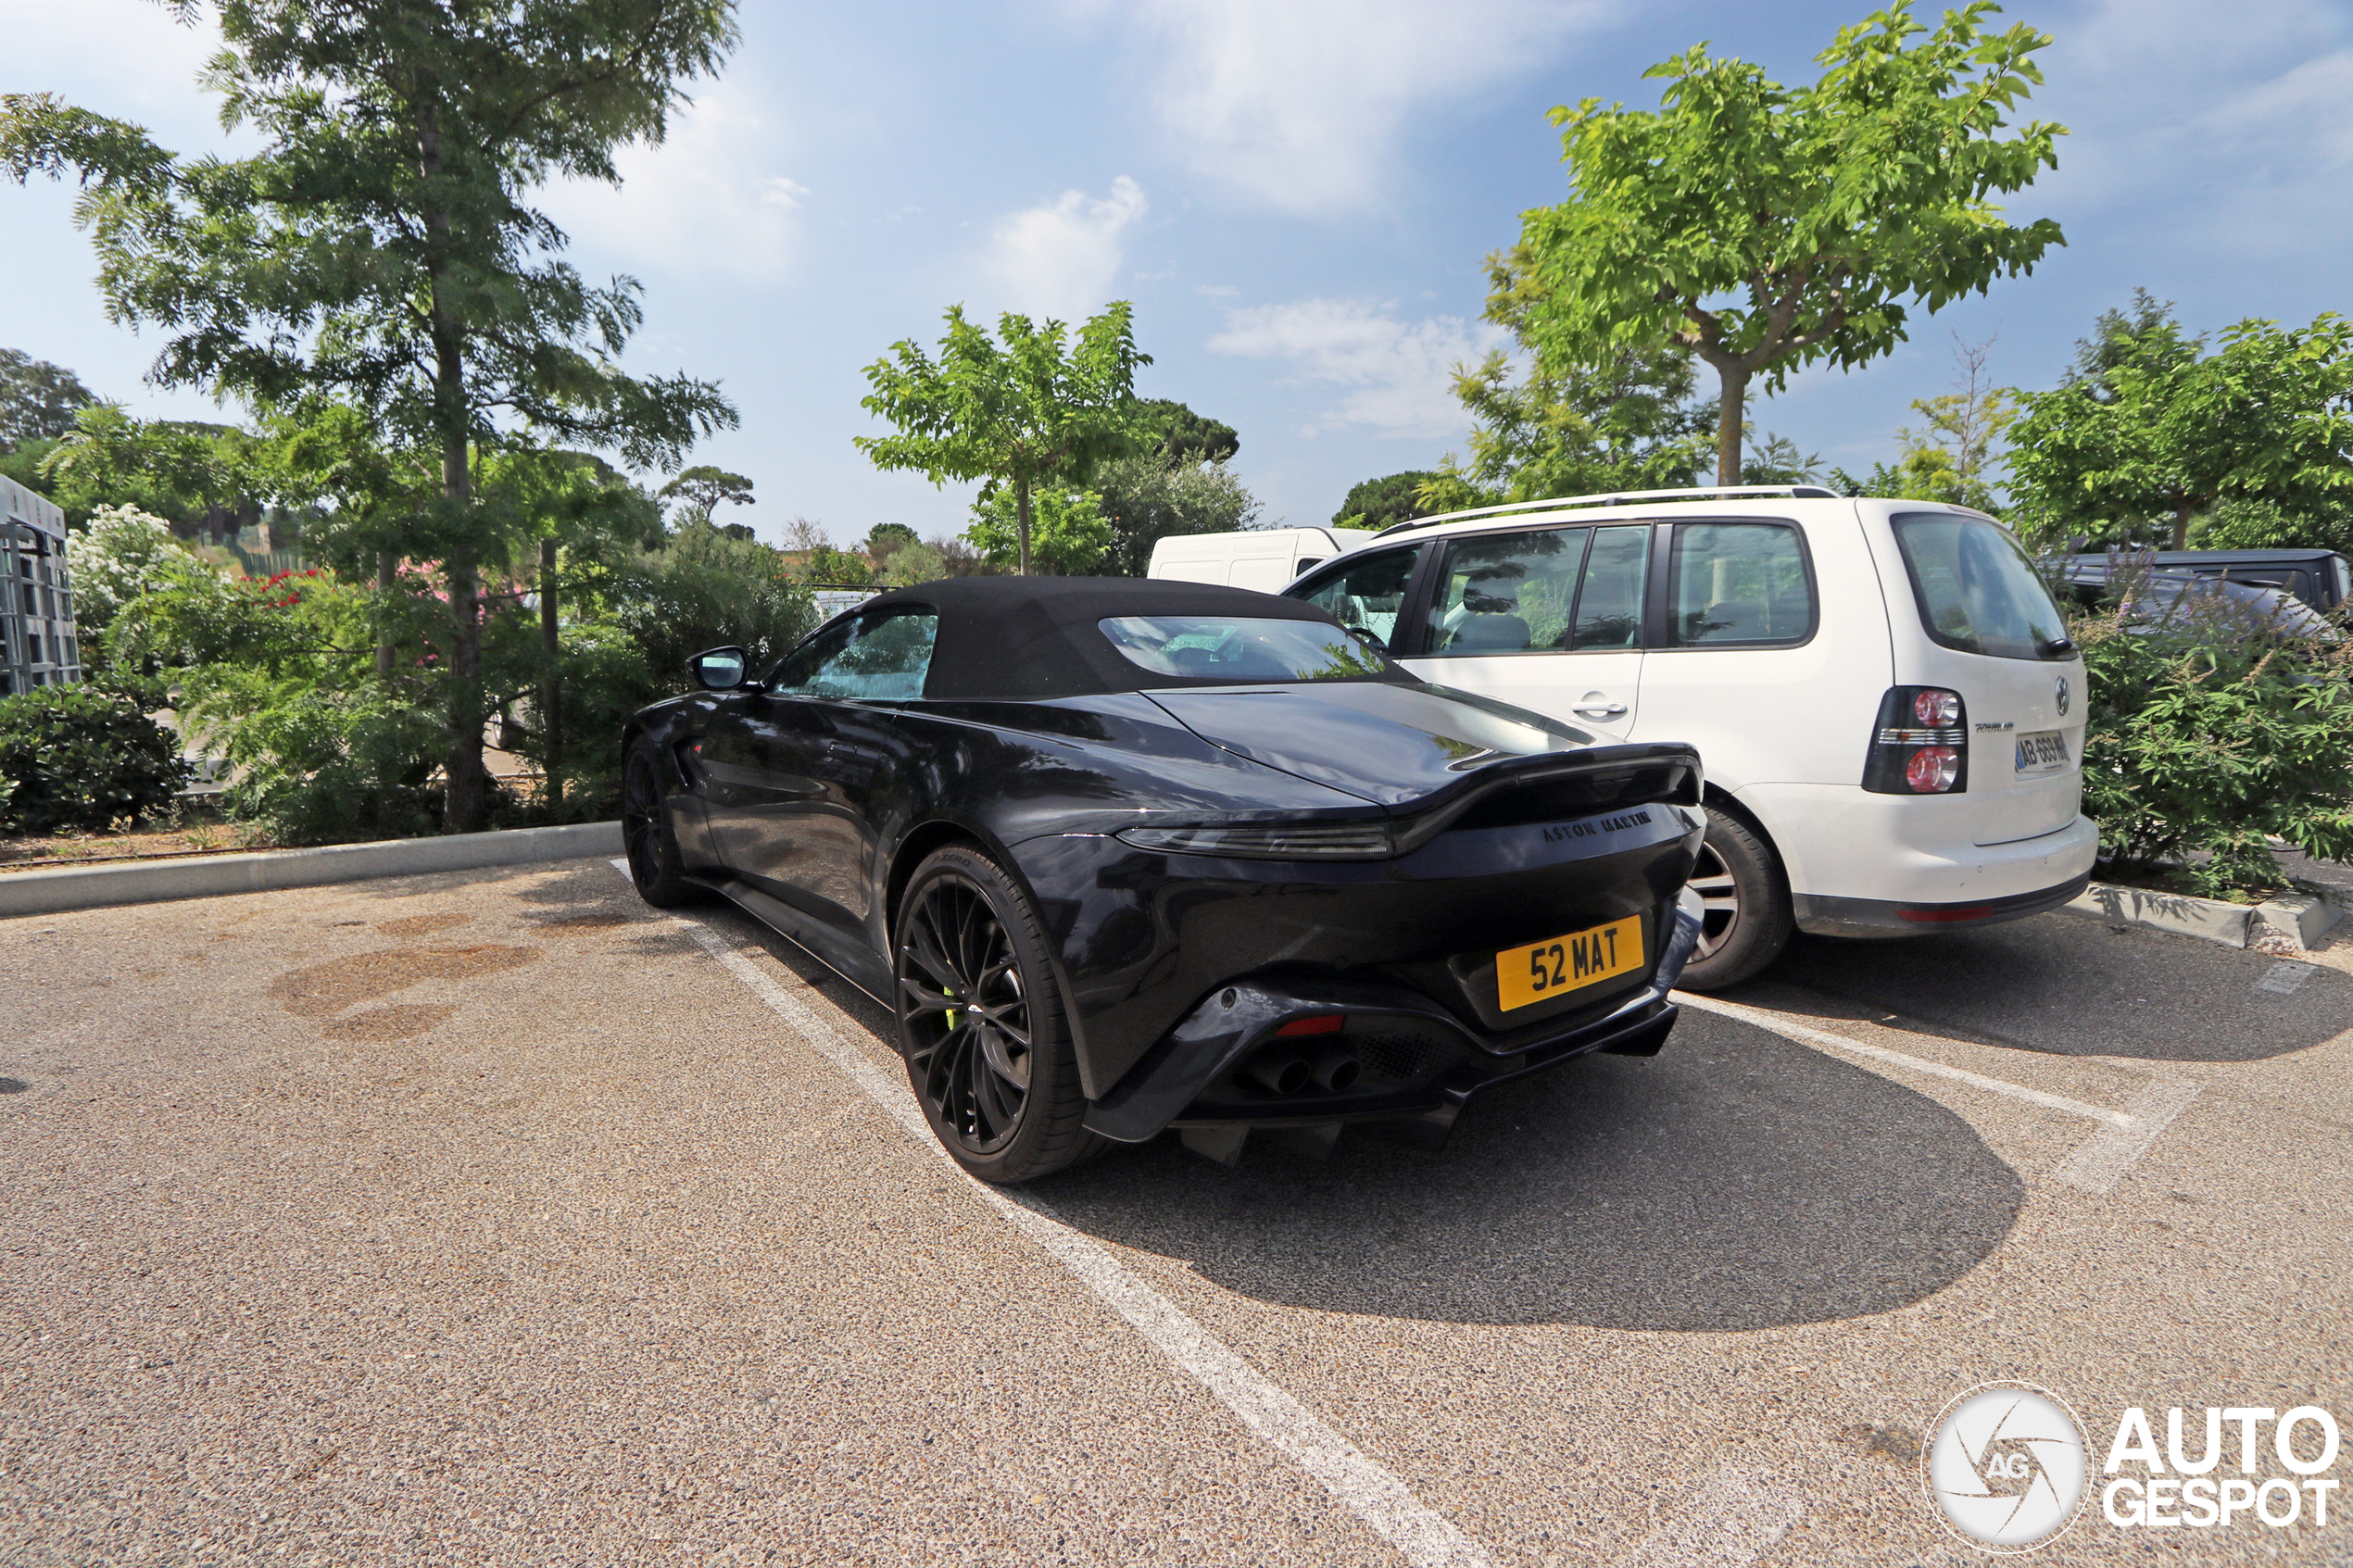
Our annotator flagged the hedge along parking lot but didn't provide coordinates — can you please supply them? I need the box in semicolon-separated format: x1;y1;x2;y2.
3;859;2348;1564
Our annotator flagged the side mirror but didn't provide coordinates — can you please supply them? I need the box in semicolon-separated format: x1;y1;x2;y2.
689;646;749;690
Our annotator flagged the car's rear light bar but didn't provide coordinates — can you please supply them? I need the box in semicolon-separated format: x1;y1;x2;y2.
1862;686;1969;795
1115;820;1395;859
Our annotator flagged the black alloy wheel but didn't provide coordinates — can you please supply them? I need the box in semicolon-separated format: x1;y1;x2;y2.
1675;808;1794;991
895;846;1102;1183
622;745;698;907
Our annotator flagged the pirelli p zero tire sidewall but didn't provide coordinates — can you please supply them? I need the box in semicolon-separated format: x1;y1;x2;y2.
1676;807;1794;992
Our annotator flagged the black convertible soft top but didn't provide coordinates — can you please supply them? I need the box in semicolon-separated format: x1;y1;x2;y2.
851;575;1406;701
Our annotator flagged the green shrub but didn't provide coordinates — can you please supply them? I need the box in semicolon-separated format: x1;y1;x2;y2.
2075;584;2353;896
0;684;193;834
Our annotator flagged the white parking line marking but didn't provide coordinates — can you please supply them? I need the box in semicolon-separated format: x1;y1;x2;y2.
2257;961;2316;996
2049;1078;2206;1196
1676;994;2129;1123
618;867;1493;1568
1675;993;2201;1196
1625;1465;1803;1566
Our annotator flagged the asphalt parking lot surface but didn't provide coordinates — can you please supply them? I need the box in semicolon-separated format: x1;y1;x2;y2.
4;859;2348;1565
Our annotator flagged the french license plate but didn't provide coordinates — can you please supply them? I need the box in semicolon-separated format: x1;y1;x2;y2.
2015;730;2070;777
1496;915;1643;1012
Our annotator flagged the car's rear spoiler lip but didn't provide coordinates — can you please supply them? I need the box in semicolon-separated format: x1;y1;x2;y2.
1383;741;1702;854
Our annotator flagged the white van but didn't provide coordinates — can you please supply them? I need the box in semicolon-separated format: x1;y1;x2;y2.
1148;526;1370;594
1246;486;2096;988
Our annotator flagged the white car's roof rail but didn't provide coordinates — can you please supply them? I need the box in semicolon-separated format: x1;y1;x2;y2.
1370;483;1842;538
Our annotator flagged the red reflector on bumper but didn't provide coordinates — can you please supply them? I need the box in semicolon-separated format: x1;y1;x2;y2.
1274;1014;1345;1037
1896;906;1991;923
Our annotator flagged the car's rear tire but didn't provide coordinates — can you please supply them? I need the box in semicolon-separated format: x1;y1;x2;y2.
1675;808;1793;991
622;743;702;908
894;846;1105;1184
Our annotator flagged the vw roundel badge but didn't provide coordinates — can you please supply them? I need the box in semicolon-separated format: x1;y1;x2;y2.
2055;674;2070;717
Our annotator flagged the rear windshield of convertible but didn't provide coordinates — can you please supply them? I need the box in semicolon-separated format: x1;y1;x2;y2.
1098;616;1391;683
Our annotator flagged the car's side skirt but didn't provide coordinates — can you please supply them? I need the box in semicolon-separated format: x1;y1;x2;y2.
698;875;896;1010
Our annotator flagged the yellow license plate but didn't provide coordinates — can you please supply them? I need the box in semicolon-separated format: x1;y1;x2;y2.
1496;916;1643;1011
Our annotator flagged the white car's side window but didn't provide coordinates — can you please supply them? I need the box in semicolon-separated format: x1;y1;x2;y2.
1299;546;1417;651
1421;528;1589;656
1667;522;1815;646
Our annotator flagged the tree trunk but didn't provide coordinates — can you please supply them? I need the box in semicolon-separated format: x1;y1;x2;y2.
1715;364;1749;487
441;428;487;834
1014;480;1033;576
539;534;561;818
418;101;486;834
2170;501;2194;551
374;549;396;680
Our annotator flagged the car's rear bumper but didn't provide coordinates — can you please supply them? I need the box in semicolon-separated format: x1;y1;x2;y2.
1082;887;1703;1143
1790;868;2094;938
1735;784;2099;917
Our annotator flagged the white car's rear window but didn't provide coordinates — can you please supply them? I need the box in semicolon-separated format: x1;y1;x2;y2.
1892;514;2071;661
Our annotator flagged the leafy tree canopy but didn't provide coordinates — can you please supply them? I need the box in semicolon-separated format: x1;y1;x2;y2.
32;404;261;528
1504;1;2065;484
863;521;920;558
2007;295;2353;548
0;348;100;448
966;486;1111;575
1;0;742;831
1144;398;1239;464
857;302;1151;574
1416;348;1718;515
658;465;754;529
1094;453;1263;574
1334;471;1439;531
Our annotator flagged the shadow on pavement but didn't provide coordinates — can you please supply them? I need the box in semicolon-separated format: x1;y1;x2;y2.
1038;1010;2022;1332
513;864;2023;1332
1756;911;2349;1061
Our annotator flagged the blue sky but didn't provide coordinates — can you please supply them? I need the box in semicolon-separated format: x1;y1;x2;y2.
4;0;2351;546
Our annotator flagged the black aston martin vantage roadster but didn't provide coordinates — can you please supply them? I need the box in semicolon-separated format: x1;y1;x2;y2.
622;576;1706;1182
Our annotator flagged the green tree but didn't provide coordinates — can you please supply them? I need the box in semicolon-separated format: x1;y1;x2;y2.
966;486;1111;575
1504;2;2066;485
1094;453;1263;575
1144;399;1239;464
2007;298;2353;549
3;0;741;832
1334;471;1439;530
32;405;258;529
857;303;1151;575
862;521;920;559
658;464;754;529
798;544;874;586
1417;346;1717;513
0;348;99;448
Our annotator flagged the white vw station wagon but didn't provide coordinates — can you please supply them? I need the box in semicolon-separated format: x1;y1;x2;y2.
1271;486;2096;988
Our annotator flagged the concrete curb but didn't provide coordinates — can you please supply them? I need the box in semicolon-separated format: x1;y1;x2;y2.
0;822;623;920
2058;879;2345;952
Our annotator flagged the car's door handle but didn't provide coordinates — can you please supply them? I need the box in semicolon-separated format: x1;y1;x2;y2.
1574;694;1628;719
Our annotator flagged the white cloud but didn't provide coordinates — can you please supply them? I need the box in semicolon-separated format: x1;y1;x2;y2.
1115;0;1617;215
539;82;807;284
980;176;1150;321
2037;0;2353;252
1208;297;1504;437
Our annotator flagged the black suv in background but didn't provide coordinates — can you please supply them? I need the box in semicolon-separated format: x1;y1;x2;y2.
2064;548;2349;615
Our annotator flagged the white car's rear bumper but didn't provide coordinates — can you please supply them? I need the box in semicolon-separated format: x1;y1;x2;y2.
1732;783;2100;936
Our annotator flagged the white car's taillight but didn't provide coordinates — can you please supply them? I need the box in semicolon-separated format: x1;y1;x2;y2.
1863;686;1969;794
